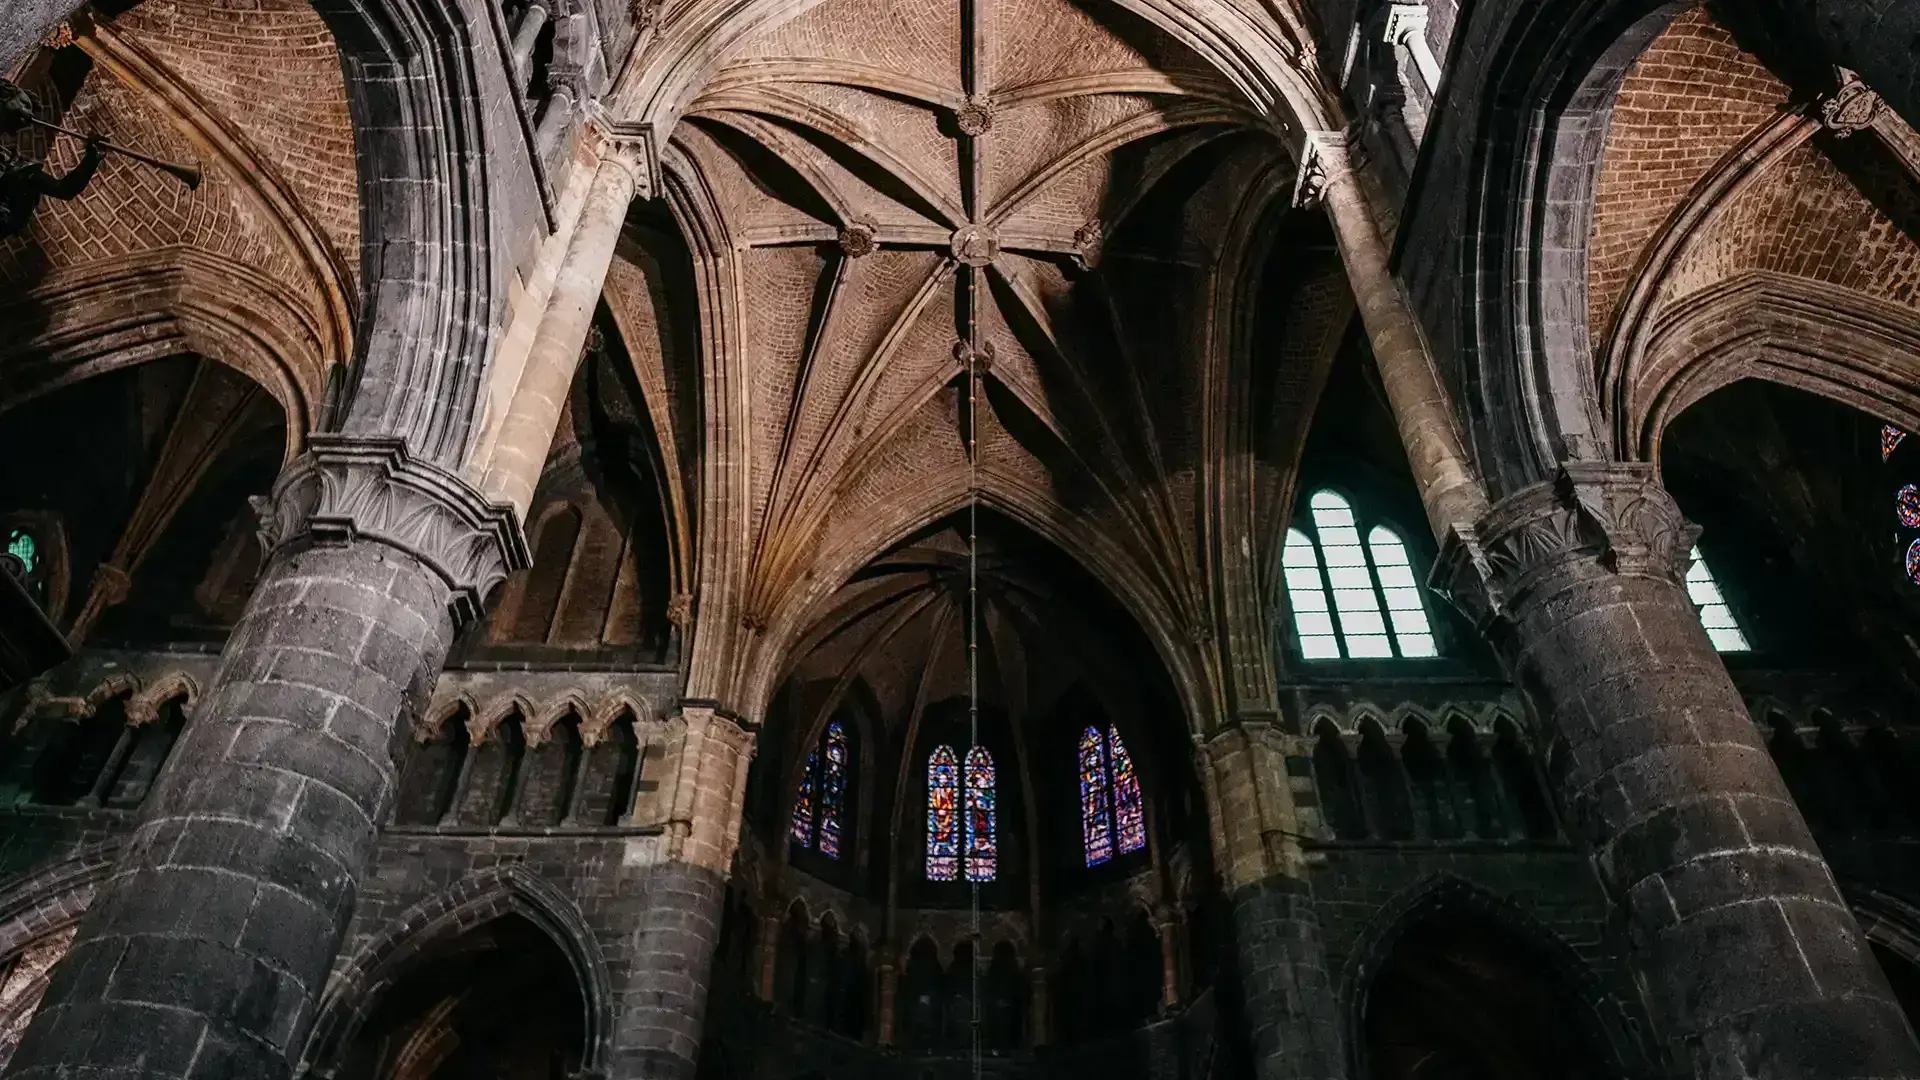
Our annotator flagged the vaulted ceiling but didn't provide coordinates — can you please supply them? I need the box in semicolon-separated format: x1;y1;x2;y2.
631;0;1346;717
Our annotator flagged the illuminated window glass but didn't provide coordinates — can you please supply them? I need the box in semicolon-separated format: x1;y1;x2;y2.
1366;526;1437;658
1685;546;1749;653
1283;528;1341;659
6;529;35;575
1884;425;1908;461
964;747;996;882
927;746;959;881
1286;492;1437;661
1080;726;1113;866
1108;726;1145;856
789;721;851;858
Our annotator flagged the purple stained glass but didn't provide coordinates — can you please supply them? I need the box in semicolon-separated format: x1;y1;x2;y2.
1080;726;1113;866
1886;425;1909;461
964;747;996;882
1108;726;1146;856
818;721;847;859
791;747;816;848
1909;539;1920;586
927;746;959;881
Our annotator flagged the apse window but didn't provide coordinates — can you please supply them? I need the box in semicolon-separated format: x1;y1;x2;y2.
1685;546;1749;653
790;720;850;858
927;744;995;882
1079;725;1146;867
1283;491;1437;660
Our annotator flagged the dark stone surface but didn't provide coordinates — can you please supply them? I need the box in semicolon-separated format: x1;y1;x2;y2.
1500;546;1920;1075
1224;873;1342;1080
615;859;729;1080
3;541;454;1080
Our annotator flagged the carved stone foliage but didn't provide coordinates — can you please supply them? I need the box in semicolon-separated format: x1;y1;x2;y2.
1434;463;1699;630
253;434;531;626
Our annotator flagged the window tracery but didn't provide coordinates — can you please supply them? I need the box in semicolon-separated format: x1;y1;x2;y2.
927;744;995;882
1080;725;1146;866
791;721;849;858
1283;491;1437;660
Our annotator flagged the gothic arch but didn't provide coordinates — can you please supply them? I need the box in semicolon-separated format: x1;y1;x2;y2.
1628;272;1920;461
299;866;616;1078
0;843;120;961
1339;873;1644;1080
1446;0;1685;495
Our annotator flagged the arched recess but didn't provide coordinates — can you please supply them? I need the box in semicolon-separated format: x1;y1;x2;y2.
1850;889;1920;1034
299;867;616;1078
1625;272;1920;463
0;845;120;1073
1446;0;1686;496
1340;875;1647;1080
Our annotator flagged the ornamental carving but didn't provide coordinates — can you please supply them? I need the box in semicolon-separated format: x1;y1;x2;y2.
950;223;999;266
252;435;531;628
838;219;877;258
954;100;993;137
1819;67;1882;138
1433;463;1699;630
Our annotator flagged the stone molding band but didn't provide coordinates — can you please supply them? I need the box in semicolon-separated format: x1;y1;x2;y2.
254;434;532;626
1433;462;1699;631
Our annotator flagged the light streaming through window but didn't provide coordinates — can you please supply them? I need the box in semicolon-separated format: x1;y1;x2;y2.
1685;547;1749;653
1284;492;1436;660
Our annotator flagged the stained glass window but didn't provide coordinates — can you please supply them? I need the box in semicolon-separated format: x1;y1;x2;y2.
789;721;850;858
927;746;959;881
818;721;847;858
964;747;996;882
1684;546;1749;653
791;751;816;848
1885;425;1908;461
1908;539;1920;587
1900;484;1920;529
1080;726;1113;866
1285;492;1437;660
1108;726;1146;856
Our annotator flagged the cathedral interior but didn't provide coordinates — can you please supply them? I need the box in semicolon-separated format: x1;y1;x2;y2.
2;0;1920;1077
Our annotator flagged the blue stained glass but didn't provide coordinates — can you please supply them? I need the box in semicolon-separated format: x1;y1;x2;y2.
964;747;996;882
818;721;847;859
1108;726;1146;856
791;748;816;848
1081;726;1112;866
927;746;959;881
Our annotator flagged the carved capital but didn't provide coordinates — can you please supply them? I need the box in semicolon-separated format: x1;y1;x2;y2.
253;435;531;628
1820;67;1882;138
1382;1;1427;45
1432;462;1699;630
1292;129;1353;210
583;111;654;197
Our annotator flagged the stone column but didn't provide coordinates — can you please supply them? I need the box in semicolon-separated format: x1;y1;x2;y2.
1155;911;1180;1010
1196;719;1342;1080
4;436;526;1080
875;958;898;1046
611;704;755;1080
475;129;647;519
1027;965;1047;1047
756;911;782;1000
1295;132;1488;539
1436;463;1920;1077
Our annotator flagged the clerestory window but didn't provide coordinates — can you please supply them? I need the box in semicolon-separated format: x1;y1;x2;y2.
1283;491;1437;660
790;720;850;858
927;745;996;882
1685;546;1749;653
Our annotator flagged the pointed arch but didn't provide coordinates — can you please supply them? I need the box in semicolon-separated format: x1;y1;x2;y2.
927;745;959;882
1080;725;1114;866
964;746;996;883
1107;726;1146;857
791;718;852;858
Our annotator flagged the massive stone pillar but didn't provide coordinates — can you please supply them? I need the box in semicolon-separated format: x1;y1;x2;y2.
614;703;756;1080
1437;463;1920;1077
1197;720;1343;1080
3;437;526;1080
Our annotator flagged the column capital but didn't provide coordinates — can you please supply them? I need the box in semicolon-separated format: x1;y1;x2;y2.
1820;66;1883;138
1432;462;1698;631
1291;128;1356;209
253;434;530;628
583;109;655;196
1382;1;1428;45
